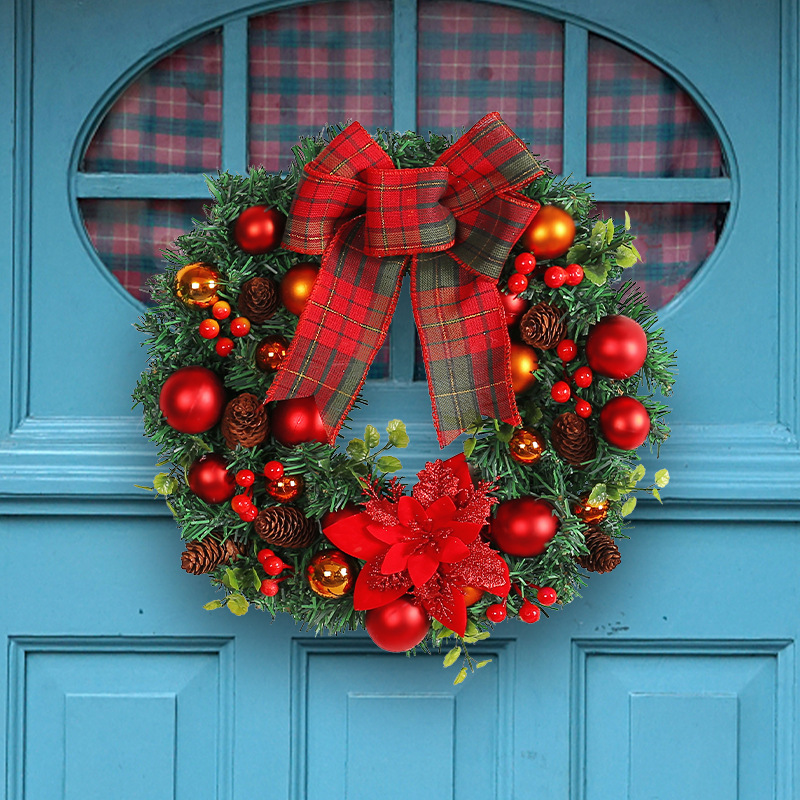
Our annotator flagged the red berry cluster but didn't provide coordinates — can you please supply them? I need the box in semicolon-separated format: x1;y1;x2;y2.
256;547;293;596
198;300;252;357
485;584;557;624
230;460;287;522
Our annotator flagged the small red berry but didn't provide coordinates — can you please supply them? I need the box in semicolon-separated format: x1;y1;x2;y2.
537;587;558;606
230;316;251;337
551;380;571;402
240;506;258;522
575;398;592;418
231;494;251;514
199;319;220;339
212;300;232;320
519;601;540;623
565;263;584;286
507;272;529;293
513;252;537;275
235;469;255;487
556;339;577;361
215;336;234;357
573;366;593;388
257;548;275;565
264;460;285;481
264;556;287;576
486;603;507;622
259;579;280;597
544;266;567;288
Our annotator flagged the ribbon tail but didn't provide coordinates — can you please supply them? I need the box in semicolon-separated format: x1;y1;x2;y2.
411;253;521;447
266;219;407;444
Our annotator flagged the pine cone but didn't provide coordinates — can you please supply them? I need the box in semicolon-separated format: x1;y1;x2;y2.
221;393;269;449
221;538;247;563
181;538;224;574
255;506;317;549
551;412;597;467
520;303;567;350
237;277;279;324
576;526;621;573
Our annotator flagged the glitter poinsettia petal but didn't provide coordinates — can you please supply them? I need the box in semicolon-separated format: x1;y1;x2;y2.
353;559;411;610
323;512;387;560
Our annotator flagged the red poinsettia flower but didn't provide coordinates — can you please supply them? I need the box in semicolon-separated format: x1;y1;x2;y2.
323;457;510;636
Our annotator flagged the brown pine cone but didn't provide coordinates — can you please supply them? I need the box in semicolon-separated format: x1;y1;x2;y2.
181;538;224;574
237;277;279;324
221;393;269;449
520;303;567;350
551;412;597;468
576;526;621;573
255;506;317;549
221;538;247;563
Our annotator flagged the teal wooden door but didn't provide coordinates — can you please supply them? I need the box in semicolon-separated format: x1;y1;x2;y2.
2;0;798;797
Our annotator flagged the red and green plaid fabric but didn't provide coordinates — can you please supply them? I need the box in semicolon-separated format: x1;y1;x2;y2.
268;114;543;445
82;31;222;173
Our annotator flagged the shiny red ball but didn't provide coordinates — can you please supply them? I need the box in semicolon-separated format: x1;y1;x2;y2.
263;460;285;481
187;454;236;504
230;317;251;337
365;596;431;652
199;318;220;339
537;587;558;606
235;469;255;487
212;300;231;320
565;263;584;286
600;395;651;450
507;272;529;293
271;396;328;446
240;506;259;522
260;579;280;597
573;366;593;388
321;504;361;530
519;601;540;623
585;315;648;379
514;252;537;275
575;398;592;418
231;494;251;513
556;339;577;361
233;206;286;254
551;380;571;403
499;291;529;326
490;497;560;557
486;603;507;622
215;337;234;357
159;366;226;434
544;266;567;288
257;548;274;564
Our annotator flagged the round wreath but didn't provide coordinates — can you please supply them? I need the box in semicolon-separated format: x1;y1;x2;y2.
134;114;675;681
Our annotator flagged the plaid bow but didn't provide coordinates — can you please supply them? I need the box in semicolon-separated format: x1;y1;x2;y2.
267;113;544;446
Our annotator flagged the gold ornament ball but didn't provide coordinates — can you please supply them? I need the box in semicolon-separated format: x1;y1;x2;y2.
461;585;484;607
255;334;289;372
509;342;539;394
509;427;546;464
175;263;221;308
280;263;320;316
266;474;305;503
306;549;356;598
521;205;576;260
573;494;609;524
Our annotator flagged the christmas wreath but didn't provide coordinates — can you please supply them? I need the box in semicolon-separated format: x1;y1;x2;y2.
134;114;675;681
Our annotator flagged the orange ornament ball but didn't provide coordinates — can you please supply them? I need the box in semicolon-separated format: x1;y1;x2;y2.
255;334;289;372
521;205;576;260
266;474;304;503
509;427;546;464
175;263;221;308
306;550;356;598
461;585;485;607
573;495;609;524
509;342;539;394
280;263;319;316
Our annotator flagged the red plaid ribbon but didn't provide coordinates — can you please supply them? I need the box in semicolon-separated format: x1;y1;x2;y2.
266;113;543;446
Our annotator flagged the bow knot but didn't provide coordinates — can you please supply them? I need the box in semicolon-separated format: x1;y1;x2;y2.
267;113;544;446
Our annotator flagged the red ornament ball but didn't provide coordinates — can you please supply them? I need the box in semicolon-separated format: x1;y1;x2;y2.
233;206;286;254
230;316;251;337
551;380;571;403
514;252;537;275
573;366;593;388
187;453;236;504
507;272;529;293
271;396;328;446
556;339;577;361
486;603;507;622
544;266;567;288
575;398;592;418
365;596;431;652
321;503;361;529
585;315;648;379
263;460;285;481
499;291;529;326
491;497;560;557
199;318;220;339
521;205;576;259
600;395;651;450
565;263;584;286
159;366;225;434
215;336;234;357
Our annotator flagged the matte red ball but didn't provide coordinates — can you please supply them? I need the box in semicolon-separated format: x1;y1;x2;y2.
271;396;328;446
499;291;529;326
159;366;226;433
600;396;651;450
187;453;235;504
490;497;560;557
365;596;431;652
233;206;286;254
585;315;648;379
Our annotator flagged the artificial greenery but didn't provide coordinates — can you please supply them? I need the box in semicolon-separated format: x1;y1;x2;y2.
133;122;675;679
